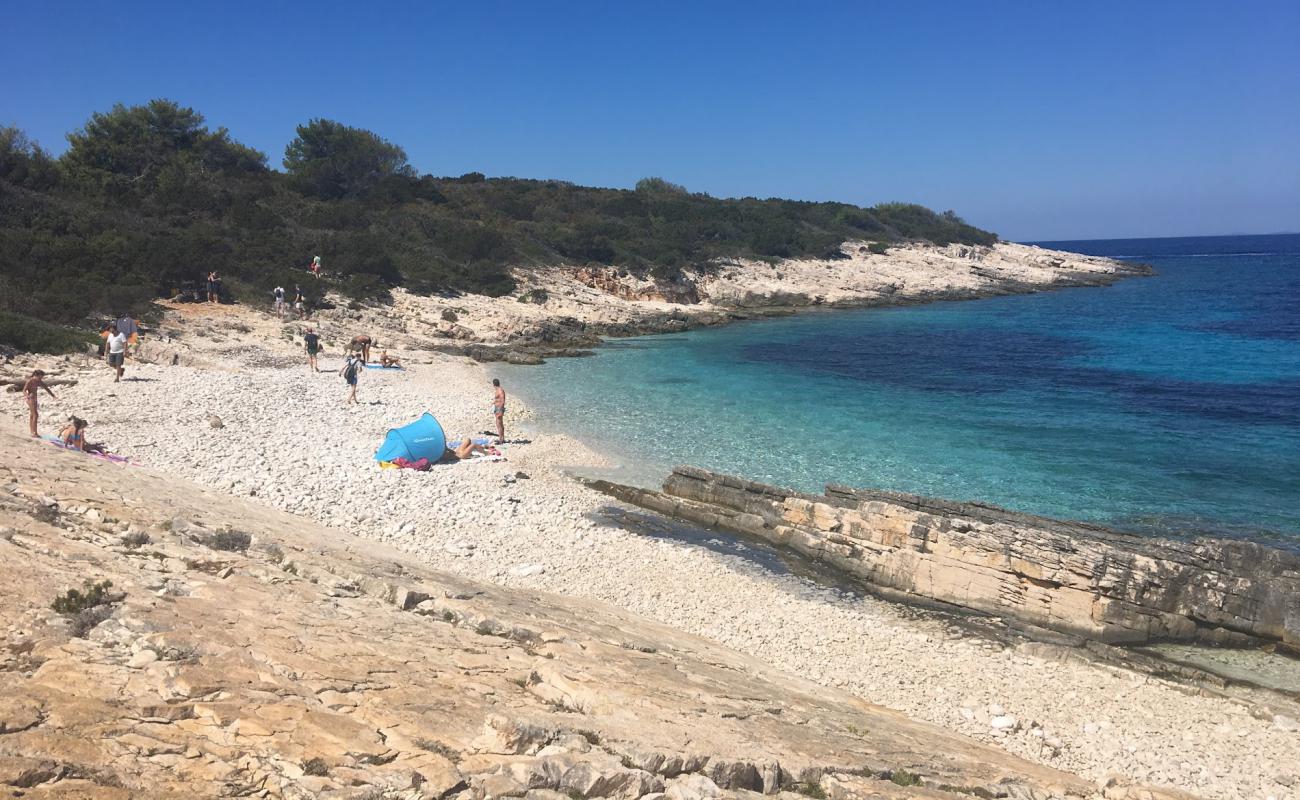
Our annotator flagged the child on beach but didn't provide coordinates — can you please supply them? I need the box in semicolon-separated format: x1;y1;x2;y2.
58;417;106;454
21;370;56;437
491;378;506;444
340;352;362;404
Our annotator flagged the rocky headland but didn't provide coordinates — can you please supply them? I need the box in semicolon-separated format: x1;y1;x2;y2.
298;241;1152;363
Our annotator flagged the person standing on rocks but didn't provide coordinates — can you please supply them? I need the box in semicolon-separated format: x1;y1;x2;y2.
21;370;56;437
340;352;362;404
106;328;128;382
273;285;286;317
304;328;322;372
492;378;506;444
293;285;306;320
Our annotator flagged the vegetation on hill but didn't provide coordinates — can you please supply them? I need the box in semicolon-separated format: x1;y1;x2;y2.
0;99;997;348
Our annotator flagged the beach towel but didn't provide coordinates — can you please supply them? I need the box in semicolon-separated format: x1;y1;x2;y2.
364;364;405;370
43;437;136;465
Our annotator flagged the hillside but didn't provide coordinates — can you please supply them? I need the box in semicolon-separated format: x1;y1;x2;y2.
1;100;996;349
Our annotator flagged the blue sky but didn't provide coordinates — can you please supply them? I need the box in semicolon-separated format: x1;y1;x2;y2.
2;0;1297;241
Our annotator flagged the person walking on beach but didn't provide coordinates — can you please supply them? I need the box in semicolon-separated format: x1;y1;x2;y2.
491;378;506;444
207;271;220;303
106;327;128;382
273;285;286;316
304;327;321;372
293;285;306;319
340;352;362;404
21;370;56;437
349;334;373;364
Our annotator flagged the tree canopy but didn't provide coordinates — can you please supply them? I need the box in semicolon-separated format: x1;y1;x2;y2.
283;119;415;200
0;99;998;351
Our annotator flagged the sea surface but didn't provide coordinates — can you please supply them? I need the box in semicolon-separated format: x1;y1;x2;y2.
506;234;1300;544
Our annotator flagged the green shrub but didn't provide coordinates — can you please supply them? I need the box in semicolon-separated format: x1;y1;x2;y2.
0;311;97;354
205;529;252;552
887;770;922;787
52;580;115;615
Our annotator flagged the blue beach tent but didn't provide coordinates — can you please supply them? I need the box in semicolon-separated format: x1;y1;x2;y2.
374;412;447;463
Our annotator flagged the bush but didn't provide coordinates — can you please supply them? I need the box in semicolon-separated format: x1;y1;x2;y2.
205;529;252;552
0;311;96;354
52;580;115;615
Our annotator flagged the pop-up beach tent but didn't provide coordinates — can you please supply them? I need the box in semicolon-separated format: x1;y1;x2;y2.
374;412;446;463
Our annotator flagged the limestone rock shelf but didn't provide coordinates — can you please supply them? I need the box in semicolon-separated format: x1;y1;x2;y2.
594;467;1300;651
1;431;1188;799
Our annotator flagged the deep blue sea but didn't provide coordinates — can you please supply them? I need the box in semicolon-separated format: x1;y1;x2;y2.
506;234;1300;543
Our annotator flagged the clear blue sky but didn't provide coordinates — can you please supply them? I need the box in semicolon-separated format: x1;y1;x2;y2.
3;0;1297;241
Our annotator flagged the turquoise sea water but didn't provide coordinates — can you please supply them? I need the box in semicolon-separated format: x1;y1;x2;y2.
505;234;1300;543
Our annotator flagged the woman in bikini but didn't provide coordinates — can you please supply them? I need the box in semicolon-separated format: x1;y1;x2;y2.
21;370;56;437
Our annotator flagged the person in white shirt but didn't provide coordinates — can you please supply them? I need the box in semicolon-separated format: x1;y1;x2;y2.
273;286;286;316
106;330;128;382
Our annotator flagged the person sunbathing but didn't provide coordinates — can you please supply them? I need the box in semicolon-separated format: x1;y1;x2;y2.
445;437;488;461
379;350;402;368
58;417;106;454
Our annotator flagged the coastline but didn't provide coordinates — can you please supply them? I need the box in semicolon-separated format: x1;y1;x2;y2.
4;277;1298;799
318;240;1154;364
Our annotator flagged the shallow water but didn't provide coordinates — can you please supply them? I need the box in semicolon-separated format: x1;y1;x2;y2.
508;234;1300;542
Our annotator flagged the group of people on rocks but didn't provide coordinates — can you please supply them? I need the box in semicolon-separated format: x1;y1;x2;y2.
272;284;309;319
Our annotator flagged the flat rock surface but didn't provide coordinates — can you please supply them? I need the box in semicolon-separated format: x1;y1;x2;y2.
0;429;1112;799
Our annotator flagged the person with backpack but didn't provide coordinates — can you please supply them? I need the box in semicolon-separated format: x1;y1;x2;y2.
340;352;362;404
273;285;286;316
303;327;321;372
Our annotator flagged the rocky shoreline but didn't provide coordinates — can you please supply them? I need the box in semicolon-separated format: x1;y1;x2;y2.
307;241;1153;364
589;467;1300;653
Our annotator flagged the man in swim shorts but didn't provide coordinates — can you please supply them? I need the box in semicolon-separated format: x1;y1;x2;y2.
106;328;128;382
21;370;56;437
492;378;506;444
304;328;321;372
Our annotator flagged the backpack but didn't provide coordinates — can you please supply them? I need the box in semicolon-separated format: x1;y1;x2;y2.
344;360;358;381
